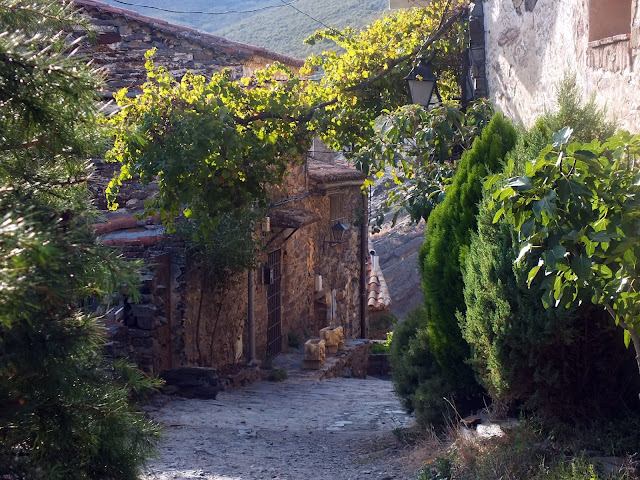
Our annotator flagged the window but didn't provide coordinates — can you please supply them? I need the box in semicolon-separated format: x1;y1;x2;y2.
329;193;348;226
589;0;632;42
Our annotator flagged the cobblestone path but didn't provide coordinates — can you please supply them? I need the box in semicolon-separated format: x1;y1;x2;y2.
141;377;416;480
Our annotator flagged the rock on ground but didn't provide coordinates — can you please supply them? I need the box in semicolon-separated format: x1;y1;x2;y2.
141;377;417;480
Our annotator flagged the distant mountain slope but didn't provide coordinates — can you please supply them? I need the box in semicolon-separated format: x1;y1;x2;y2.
98;0;389;59
97;1;282;32
216;0;389;59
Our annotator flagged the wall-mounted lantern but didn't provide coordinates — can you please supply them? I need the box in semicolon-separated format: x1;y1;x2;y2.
329;221;349;245
405;57;438;108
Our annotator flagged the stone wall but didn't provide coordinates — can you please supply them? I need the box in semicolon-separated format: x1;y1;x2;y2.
484;0;640;132
182;267;248;369
253;172;366;358
308;190;364;339
75;0;303;95
102;236;187;374
97;159;366;374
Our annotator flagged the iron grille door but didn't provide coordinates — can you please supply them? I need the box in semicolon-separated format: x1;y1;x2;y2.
266;249;282;358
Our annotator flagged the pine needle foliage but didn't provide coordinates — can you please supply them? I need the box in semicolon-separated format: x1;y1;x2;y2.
543;74;616;144
418;113;517;388
389;307;453;427
0;1;160;478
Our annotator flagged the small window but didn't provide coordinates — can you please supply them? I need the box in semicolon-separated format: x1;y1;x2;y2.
330;193;348;226
589;0;632;42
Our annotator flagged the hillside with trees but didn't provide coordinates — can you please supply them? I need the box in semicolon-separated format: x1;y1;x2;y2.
99;0;388;58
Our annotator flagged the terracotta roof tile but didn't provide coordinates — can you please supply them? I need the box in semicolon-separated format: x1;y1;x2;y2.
100;225;165;247
367;238;391;311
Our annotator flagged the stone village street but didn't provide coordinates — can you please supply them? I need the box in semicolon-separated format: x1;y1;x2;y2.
140;375;418;480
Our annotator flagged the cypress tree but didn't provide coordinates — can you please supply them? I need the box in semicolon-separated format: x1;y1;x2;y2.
389;308;453;426
418;112;517;387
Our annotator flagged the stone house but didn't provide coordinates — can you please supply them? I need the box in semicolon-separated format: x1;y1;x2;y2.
391;0;639;131
478;0;640;132
74;0;376;375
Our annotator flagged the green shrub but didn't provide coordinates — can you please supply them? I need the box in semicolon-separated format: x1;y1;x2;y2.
371;332;393;353
389;308;452;426
460;82;640;420
418;112;517;388
460;120;566;404
463;185;640;419
543;74;616;144
461;193;577;408
267;367;288;382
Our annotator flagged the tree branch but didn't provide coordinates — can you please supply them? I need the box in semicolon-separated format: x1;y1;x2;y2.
236;5;468;126
0;139;42;151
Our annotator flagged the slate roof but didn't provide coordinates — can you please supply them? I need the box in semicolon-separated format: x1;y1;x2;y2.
73;0;305;68
307;157;365;186
269;207;321;229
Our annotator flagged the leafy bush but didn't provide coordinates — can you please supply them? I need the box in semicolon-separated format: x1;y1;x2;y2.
371;332;394;353
418;112;517;388
460;82;640;419
361;99;495;226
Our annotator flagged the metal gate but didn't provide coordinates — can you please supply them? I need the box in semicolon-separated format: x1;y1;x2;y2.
266;249;282;358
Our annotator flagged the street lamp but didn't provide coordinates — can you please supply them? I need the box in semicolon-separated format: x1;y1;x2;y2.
405;57;438;108
330;222;349;244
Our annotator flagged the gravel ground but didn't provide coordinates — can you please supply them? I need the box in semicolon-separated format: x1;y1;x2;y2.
141;376;418;480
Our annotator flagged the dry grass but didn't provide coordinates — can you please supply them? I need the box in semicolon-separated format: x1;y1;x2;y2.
415;420;640;480
392;425;455;475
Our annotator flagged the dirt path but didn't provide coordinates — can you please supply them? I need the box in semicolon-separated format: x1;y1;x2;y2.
141;376;418;480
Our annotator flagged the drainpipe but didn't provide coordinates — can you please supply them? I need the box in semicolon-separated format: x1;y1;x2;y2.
359;194;368;339
248;269;256;362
